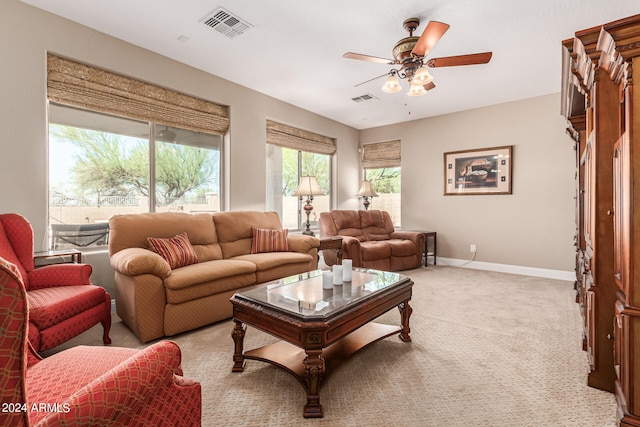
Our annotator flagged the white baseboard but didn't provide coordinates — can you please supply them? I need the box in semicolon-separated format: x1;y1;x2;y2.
436;257;575;282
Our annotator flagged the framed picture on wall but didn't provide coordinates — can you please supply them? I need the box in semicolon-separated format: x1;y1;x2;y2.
443;145;513;195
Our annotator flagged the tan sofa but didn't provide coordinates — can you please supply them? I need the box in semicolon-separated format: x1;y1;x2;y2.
109;211;319;342
319;210;425;271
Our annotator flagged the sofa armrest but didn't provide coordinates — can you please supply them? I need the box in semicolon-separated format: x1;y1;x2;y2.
391;231;426;247
37;341;201;426
287;234;320;254
340;236;362;267
28;263;92;290
110;247;171;279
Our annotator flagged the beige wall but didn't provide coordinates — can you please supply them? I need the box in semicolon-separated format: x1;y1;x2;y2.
2;1;575;275
361;93;576;271
1;0;360;247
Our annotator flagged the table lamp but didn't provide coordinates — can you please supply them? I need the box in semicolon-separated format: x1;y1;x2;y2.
356;180;379;210
293;176;324;235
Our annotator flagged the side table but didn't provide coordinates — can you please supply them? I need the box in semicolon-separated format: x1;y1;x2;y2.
318;236;343;265
34;248;83;267
411;231;436;267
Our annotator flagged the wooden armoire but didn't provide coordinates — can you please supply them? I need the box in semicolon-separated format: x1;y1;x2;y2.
562;14;640;426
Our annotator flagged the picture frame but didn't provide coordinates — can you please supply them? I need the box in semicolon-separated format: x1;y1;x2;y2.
443;145;513;195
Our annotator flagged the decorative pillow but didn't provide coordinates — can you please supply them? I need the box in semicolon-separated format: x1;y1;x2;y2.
251;227;289;254
147;232;198;269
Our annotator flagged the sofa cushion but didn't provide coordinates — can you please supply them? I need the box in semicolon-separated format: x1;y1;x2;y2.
251;227;289;253
148;232;198;269
360;241;392;261
164;259;256;291
233;252;316;284
234;252;312;271
164;260;257;304
386;239;418;257
360;210;395;241
329;210;366;241
28;285;108;329
213;211;284;258
109;212;223;261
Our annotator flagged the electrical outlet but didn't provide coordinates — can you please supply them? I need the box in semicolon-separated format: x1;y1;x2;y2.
470;244;477;253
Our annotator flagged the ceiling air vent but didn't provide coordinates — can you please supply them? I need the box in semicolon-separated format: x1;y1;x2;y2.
351;94;379;103
202;7;252;39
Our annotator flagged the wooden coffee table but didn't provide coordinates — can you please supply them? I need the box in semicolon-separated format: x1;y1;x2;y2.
230;268;413;418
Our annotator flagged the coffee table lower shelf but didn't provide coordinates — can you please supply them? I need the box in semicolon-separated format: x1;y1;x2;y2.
245;322;400;384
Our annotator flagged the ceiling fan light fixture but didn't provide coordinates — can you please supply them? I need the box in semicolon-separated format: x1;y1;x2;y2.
413;67;433;85
407;83;427;97
381;75;402;93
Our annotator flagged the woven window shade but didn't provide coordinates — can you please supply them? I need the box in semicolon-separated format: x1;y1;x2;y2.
266;120;336;155
362;140;401;169
47;54;229;135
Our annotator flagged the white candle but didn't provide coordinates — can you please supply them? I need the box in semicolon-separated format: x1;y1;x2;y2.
333;265;343;285
322;271;333;289
343;259;352;282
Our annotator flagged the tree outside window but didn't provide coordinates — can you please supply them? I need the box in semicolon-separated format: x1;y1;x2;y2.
48;104;221;249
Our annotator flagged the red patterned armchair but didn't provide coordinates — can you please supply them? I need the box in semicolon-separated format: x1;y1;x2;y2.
0;213;111;352
0;256;202;427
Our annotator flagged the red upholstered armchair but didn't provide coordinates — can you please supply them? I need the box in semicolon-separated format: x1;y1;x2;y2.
0;256;202;427
0;213;111;352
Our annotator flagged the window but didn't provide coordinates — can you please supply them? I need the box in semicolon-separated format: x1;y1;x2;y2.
364;167;401;226
48;104;222;250
153;126;221;213
266;145;331;230
362;140;401;227
265;121;335;232
46;54;228;250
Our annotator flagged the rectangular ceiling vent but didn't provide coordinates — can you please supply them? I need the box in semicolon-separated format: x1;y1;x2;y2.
202;7;252;39
351;94;379;103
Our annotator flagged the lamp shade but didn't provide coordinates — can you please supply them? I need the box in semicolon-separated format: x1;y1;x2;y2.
356;181;379;197
381;75;402;93
293;176;324;196
407;83;427;97
412;67;433;85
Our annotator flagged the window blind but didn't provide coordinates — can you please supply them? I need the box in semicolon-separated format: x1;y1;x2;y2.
361;140;401;169
266;120;336;155
47;54;229;135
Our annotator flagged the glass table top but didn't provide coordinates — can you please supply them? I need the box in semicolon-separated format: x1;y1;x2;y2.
234;268;409;319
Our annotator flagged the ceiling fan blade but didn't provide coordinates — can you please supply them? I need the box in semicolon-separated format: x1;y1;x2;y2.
343;52;395;64
426;52;493;67
355;72;390;87
411;21;450;57
424;82;436;91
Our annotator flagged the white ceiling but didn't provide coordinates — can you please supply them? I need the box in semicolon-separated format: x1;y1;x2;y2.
20;0;640;130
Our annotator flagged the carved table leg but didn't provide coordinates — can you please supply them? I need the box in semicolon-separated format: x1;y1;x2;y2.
398;300;413;342
303;349;325;418
231;320;246;372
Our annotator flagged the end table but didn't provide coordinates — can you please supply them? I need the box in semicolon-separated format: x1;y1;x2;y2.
411;231;436;267
318;236;343;265
34;248;82;267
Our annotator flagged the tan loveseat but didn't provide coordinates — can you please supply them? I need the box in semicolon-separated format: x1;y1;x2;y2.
319;210;425;271
109;211;319;342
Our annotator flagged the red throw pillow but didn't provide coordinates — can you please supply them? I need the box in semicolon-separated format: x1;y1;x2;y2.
251;227;289;254
147;232;198;269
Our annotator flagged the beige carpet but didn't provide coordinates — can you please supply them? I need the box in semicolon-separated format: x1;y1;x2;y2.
46;266;617;426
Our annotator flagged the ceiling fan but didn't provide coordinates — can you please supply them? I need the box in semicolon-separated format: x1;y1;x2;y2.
343;18;492;96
